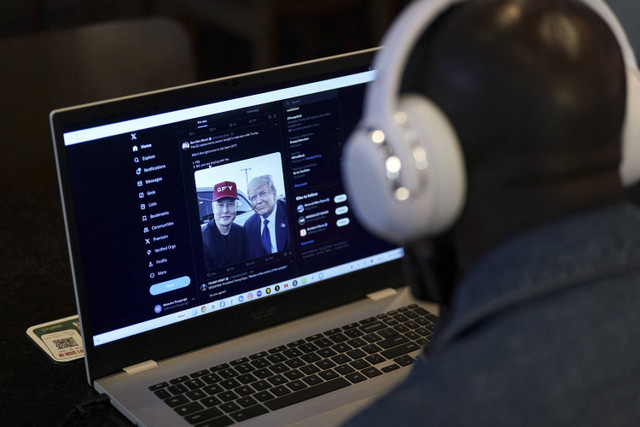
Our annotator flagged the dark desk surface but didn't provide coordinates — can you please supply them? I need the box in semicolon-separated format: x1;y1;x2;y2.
1;184;131;426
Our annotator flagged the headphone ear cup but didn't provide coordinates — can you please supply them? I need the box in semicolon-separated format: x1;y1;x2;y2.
342;128;404;242
343;95;466;245
397;95;467;238
620;68;640;187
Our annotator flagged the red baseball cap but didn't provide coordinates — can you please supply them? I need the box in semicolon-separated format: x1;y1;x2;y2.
213;181;238;201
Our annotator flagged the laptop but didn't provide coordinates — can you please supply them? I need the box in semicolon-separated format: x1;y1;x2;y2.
50;48;438;426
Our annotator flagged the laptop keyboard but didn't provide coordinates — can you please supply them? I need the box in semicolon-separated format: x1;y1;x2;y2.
149;304;437;426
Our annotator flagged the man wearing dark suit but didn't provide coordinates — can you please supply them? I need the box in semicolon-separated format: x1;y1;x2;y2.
245;175;291;258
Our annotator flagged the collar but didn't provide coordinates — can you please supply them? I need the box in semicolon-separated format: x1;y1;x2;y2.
437;203;640;347
263;201;278;226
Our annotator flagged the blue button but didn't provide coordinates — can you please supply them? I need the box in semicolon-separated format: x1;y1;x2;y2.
149;276;191;296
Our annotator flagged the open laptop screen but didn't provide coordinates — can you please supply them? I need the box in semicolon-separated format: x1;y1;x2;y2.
52;48;403;379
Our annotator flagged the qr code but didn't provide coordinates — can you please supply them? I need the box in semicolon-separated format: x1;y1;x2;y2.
52;337;79;350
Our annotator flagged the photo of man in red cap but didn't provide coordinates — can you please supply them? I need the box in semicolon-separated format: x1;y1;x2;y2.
201;181;249;271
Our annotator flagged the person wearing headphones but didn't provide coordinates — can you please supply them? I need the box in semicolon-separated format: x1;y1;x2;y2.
342;0;640;424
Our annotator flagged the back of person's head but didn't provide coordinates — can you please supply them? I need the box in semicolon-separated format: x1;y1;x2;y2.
343;0;632;303
401;0;627;257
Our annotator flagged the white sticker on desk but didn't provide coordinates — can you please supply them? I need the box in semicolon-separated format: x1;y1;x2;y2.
41;329;84;362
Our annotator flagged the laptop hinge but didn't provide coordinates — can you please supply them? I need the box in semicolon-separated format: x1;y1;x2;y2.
366;288;398;301
123;360;159;375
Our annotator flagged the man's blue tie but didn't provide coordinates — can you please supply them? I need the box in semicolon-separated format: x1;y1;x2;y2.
261;219;272;255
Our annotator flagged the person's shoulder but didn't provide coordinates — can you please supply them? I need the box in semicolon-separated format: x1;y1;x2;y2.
245;213;260;227
202;219;215;233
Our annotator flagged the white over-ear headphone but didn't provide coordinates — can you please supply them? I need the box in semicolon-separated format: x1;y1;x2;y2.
342;0;640;245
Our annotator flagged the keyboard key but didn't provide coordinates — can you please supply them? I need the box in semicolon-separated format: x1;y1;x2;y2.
267;375;287;386
359;321;386;333
220;379;241;390
253;390;275;402
170;375;190;384
231;357;250;365
300;364;320;375
332;343;352;353
319;369;339;381
269;345;288;354
250;359;271;369
317;348;337;358
184;407;224;425
201;373;221;384
346;349;366;359
347;337;368;348
316;359;336;370
218;402;241;413
345;372;367;384
234;363;255;374
331;354;351;365
314;338;333;348
185;379;206;390
200;395;221;407
361;367;383;378
250;380;271;391
217;391;238;402
306;334;324;342
192;415;234;427
253;368;272;379
210;363;229;372
344;328;364;338
350;359;370;370
282;348;303;358
267;353;287;364
164;395;189;408
264;378;350;411
328;333;349;343
381;342;421;359
230;404;268;422
285;357;304;369
335;364;355;375
174;401;204;416
270;385;291;397
234;385;255;397
249;352;269;360
284;369;304;380
378;328;400;338
287;380;308;391
186;390;207;401
298;343;319;353
301;353;321;364
270;363;290;374
303;374;323;386
168;384;188;395
363;333;381;343
203;384;224;396
191;369;210;378
153;389;171;399
149;382;169;391
287;339;306;348
217;368;238;379
365;354;386;365
394;355;416;367
381;364;400;373
237;396;258;408
362;344;382;355
237;373;257;384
